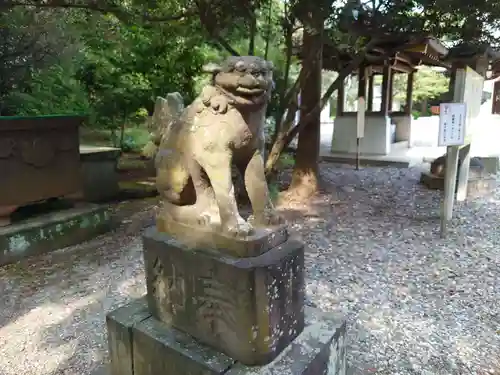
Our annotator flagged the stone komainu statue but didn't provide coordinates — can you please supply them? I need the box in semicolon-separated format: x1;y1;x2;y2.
154;56;283;237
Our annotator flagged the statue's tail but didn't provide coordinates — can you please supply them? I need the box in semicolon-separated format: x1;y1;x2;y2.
141;93;185;160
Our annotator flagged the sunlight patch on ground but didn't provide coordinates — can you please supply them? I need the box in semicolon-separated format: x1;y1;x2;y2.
0;292;103;375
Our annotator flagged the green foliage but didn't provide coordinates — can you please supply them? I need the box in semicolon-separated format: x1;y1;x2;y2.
121;127;151;152
412;68;450;103
75;14;205;132
268;182;280;203
80;126;150;151
393;67;449;105
4;64;90;116
279;152;295;168
1;8;208;152
3;0;500;162
0;7;80;114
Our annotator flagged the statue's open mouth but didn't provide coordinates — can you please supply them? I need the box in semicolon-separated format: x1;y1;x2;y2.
235;86;265;97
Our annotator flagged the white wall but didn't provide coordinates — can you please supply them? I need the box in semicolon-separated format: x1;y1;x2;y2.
331;115;391;155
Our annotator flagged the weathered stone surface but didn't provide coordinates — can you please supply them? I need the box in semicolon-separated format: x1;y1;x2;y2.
466;175;497;198
80;146;121;202
429;148;484;177
142;226;305;365
0;204;111;266
106;297;151;375
105;298;347;375
477;156;500;174
420;170;496;198
0;115;83;209
226;309;347;375
154;56;283;239
133;314;235;375
157;216;288;257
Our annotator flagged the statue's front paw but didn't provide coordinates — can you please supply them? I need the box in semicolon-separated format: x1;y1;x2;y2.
225;218;254;237
249;209;284;227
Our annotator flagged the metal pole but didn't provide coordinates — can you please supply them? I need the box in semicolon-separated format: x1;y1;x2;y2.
440;145;460;238
355;137;361;170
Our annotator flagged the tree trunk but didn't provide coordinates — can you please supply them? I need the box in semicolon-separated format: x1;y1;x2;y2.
420;98;427;114
119;117;126;149
266;99;299;174
263;0;273;60
272;20;295;144
265;38;377;177
248;12;256;55
214;35;240;56
287;22;323;199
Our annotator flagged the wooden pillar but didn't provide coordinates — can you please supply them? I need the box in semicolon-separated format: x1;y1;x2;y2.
356;66;367;170
337;75;345;115
473;55;489;77
367;74;374;111
388;70;395;112
381;65;392;115
448;63;459;98
358;66;367;98
405;71;415;115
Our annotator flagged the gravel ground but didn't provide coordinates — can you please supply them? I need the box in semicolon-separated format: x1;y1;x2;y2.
1;164;500;375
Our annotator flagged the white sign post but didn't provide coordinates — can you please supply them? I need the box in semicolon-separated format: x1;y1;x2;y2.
438;103;467;147
438;67;484;238
355;96;366;170
438;102;466;237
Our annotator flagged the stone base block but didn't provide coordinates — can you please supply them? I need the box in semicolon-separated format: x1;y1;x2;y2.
0;204;111;266
466;176;497;198
80;146;121;202
420;171;496;198
106;298;347;375
477;156;500;174
0;205;17;227
142;227;305;365
156;216;289;258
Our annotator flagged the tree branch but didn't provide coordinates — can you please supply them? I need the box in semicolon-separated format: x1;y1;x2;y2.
265;38;379;175
284;39;378;145
1;0;197;23
213;35;240;56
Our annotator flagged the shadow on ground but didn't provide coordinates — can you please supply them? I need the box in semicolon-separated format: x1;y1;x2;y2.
2;163;500;374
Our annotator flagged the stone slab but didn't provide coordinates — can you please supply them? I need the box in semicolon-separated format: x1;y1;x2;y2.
420;171;496;198
476;156;500;174
142;226;305;365
106;298;347;375
226;309;347;375
80;146;121;202
80;145;121;159
157;216;288;258
106;297;152;375
0;204;111;266
133;313;236;375
320;152;413;169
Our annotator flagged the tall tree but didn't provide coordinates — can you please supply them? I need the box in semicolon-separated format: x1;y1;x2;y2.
0;7;77;114
286;1;326;199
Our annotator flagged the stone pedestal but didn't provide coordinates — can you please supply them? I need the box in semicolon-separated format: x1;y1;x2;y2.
420;171;496;198
80;146;121;202
143;227;304;365
106;297;347;375
105;226;347;375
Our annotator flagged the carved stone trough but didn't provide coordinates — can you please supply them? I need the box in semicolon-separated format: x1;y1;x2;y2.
0;115;85;226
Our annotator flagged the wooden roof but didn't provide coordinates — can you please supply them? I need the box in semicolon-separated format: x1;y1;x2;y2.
295;34;500;78
295;34;450;73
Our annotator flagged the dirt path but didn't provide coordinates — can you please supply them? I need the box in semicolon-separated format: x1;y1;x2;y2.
1;164;500;374
0;199;157;375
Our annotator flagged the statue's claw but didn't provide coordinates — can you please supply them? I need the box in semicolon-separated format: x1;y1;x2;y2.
248;209;284;227
224;216;254;237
